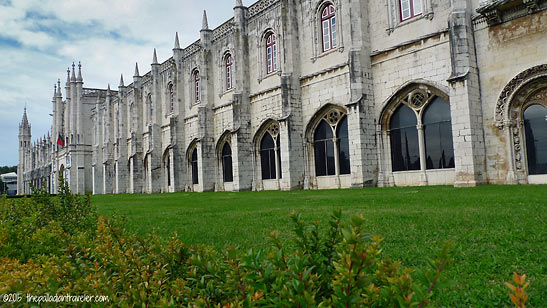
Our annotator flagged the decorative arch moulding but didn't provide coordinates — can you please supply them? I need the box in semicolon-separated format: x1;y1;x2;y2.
495;64;547;129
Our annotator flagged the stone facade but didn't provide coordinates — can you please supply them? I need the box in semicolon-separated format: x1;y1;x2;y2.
18;0;547;195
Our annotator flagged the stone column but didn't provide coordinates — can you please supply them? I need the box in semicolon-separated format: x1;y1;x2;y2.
447;6;486;187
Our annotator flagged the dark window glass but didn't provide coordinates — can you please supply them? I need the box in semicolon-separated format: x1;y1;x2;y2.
524;104;547;175
423;97;455;169
166;154;171;187
336;115;351;174
276;135;282;179
222;143;233;182
260;133;276;180
191;149;198;185
390;104;420;171
314;120;335;176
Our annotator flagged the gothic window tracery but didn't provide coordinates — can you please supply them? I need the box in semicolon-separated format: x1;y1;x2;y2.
221;142;233;183
260;122;282;180
383;85;454;172
313;108;350;177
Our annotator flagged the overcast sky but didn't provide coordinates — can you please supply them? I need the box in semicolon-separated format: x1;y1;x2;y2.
0;0;249;167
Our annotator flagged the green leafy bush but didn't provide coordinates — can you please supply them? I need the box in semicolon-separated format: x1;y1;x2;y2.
0;180;451;307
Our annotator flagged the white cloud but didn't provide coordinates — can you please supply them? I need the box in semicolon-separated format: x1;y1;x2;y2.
0;0;250;166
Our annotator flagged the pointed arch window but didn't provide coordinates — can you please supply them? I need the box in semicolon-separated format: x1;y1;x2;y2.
225;54;233;90
190;148;198;185
386;88;455;172
168;83;175;113
193;70;201;104
166;152;171;187
260;123;282;180
321;4;337;52
523;104;547;175
266;33;277;74
313;109;350;177
221;142;233;182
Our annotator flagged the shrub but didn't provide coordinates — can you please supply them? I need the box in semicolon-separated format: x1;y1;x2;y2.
0;182;451;307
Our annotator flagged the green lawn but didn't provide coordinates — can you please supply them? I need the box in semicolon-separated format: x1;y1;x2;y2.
93;185;547;307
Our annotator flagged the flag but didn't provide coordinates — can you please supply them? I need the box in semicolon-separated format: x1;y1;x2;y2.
57;134;65;146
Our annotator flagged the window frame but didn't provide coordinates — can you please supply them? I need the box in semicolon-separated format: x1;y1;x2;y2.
225;54;233;91
221;142;233;183
399;0;422;21
266;33;277;75
311;109;351;177
193;70;201;104
321;4;337;52
190;148;199;185
168;83;175;114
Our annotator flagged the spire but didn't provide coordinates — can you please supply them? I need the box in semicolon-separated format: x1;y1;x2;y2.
71;62;76;82
53;83;57;99
57;79;62;97
236;0;243;6
22;107;28;125
76;61;83;82
202;10;209;30
134;62;140;77
152;48;158;64
119;74;125;87
174;32;180;49
107;84;111;96
66;67;70;85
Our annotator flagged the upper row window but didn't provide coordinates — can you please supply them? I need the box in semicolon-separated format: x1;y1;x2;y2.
400;0;422;21
266;33;277;74
321;4;337;52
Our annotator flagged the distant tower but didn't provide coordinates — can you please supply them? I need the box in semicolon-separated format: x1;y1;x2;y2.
18;108;32;195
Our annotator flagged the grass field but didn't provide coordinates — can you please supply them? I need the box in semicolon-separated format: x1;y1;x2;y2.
93;185;546;307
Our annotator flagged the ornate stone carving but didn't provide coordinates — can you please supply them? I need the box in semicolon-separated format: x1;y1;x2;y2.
512;125;523;171
495;64;547;128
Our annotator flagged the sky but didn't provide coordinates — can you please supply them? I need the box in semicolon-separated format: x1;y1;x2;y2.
0;0;250;167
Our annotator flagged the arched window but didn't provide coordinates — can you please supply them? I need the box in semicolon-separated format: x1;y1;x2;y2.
168;83;174;113
266;33;277;74
314;120;335;176
221;143;233;182
423;97;454;169
524;105;547;175
191;148;199;185
146;94;152;125
225;54;233;90
193;70;201;103
399;0;422;21
336;116;350;174
165;151;171;187
260;130;282;180
390;104;420;171
321;4;337;52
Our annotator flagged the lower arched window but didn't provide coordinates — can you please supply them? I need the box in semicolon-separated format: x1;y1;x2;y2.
390;104;420;171
191;148;198;185
336;116;350;174
423;97;455;169
165;153;171;187
524;104;547;175
314;112;350;176
260;132;281;180
222;143;233;182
